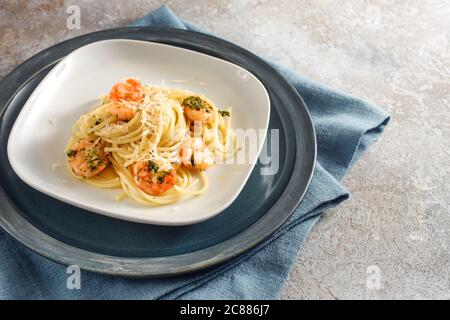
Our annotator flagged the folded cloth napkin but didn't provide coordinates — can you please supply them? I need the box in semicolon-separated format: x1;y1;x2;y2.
0;5;389;299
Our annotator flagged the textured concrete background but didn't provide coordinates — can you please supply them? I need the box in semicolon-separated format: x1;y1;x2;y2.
1;0;449;299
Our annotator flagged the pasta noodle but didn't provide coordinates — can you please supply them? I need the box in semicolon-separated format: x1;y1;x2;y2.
65;78;237;206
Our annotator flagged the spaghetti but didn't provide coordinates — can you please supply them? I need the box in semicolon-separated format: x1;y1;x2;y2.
66;78;236;205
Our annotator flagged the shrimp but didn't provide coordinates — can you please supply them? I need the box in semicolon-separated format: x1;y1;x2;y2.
182;96;213;124
179;135;215;171
109;78;143;102
108;78;143;121
67;138;110;178
109;103;136;121
132;160;177;196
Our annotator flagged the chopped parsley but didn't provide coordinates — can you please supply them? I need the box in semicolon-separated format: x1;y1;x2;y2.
156;171;170;184
85;148;100;170
182;96;212;113
66;149;76;157
182;96;203;110
88;162;97;170
147;160;159;174
219;110;231;117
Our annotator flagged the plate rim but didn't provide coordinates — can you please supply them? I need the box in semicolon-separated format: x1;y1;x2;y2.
0;27;316;277
5;38;271;226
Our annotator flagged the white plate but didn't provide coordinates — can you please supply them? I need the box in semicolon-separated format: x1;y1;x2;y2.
7;39;270;226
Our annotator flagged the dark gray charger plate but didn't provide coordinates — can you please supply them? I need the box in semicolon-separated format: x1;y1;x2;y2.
0;28;316;276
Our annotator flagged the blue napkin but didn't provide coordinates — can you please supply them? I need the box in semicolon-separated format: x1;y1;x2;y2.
0;5;389;299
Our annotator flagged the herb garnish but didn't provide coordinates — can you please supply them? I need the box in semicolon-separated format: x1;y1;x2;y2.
182;96;203;110
156;171;170;184
219;110;231;117
85;148;100;170
66;149;76;157
182;96;214;114
148;160;159;174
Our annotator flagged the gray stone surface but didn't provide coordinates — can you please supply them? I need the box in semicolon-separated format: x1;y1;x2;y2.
1;0;449;299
